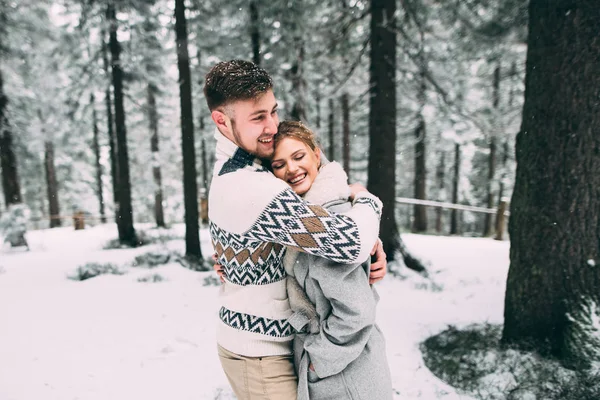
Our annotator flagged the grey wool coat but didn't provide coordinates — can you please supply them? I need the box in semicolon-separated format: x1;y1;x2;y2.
284;160;393;400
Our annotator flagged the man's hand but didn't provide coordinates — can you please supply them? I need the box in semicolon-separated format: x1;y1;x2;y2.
212;253;225;283
369;239;386;284
349;183;367;201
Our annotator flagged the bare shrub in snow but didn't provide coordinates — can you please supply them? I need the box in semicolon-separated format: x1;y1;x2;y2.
0;204;30;249
69;262;126;281
103;229;182;249
137;273;166;283
131;251;172;268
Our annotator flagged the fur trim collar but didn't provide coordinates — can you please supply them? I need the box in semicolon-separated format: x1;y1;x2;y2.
303;161;350;206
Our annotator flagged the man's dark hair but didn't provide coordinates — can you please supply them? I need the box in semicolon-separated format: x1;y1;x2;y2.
204;60;273;111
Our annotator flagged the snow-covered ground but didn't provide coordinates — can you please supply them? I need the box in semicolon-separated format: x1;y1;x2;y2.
0;224;509;400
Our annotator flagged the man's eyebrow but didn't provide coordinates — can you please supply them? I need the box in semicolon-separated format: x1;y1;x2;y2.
249;103;278;117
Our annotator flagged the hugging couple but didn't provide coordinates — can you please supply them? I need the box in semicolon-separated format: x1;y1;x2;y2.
204;60;393;400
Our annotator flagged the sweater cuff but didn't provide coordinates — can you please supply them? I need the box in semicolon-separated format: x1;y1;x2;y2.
288;311;310;333
352;192;383;218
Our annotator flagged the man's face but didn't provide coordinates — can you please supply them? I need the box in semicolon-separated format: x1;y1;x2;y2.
220;90;279;159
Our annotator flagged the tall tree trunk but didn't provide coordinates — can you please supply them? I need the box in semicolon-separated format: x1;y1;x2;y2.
450;143;460;235
436;152;445;233
198;115;209;192
91;94;106;224
368;0;400;259
44;139;61;228
503;1;600;367
175;0;202;259
341;92;350;175
102;30;119;210
147;83;165;228
497;140;509;203
0;68;22;207
195;49;209;192
107;3;136;245
328;97;335;161
484;64;500;236
290;41;307;122
413;118;427;232
413;49;428;233
483;137;497;236
249;1;260;66
315;89;321;129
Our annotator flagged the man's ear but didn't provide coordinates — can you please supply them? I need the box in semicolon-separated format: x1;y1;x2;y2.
211;110;230;133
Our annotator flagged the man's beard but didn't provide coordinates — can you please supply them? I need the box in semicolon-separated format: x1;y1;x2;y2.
231;119;275;160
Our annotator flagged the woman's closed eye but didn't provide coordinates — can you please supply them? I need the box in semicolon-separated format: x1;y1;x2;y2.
271;163;284;170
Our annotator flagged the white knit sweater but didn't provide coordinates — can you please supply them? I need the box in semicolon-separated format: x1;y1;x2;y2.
209;131;383;357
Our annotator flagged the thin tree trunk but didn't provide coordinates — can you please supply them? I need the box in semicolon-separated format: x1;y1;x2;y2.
484;137;497;236
0;68;22;207
102;30;119;210
249;1;260;66
91;94;106;224
290;42;307;122
497;140;509;203
175;0;202;259
44;139;61;228
107;2;136;245
341;92;350;175
328;97;335;161
435;152;445;233
450;143;460;235
503;1;600;367
413;117;427;232
147;83;165;228
484;64;500;236
413;47;428;233
195;49;209;192
315;89;321;129
199;115;209;191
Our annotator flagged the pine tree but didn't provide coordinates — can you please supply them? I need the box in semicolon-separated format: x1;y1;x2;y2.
107;2;136;245
175;0;202;259
503;0;600;368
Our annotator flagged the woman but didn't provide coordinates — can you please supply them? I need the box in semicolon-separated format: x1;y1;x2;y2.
270;121;392;400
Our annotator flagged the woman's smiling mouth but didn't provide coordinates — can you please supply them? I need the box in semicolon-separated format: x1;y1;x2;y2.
288;173;307;185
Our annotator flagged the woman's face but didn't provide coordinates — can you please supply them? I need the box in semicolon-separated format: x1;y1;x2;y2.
271;137;321;196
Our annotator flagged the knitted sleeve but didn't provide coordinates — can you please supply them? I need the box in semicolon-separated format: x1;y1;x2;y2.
242;188;382;264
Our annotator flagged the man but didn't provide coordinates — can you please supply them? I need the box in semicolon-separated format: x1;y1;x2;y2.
204;60;386;400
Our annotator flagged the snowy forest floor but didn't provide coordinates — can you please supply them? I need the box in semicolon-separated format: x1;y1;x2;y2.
0;223;519;399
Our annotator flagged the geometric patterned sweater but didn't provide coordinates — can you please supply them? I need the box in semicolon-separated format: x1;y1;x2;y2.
209;132;383;357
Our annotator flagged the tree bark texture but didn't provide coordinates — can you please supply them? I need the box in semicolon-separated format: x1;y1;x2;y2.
147;83;165;228
503;1;600;366
175;0;202;258
91;94;106;224
44;140;61;228
367;0;399;260
108;3;136;245
0;69;22;207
